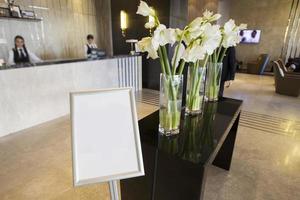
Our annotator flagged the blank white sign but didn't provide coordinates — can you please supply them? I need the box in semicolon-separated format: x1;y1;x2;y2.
70;88;144;186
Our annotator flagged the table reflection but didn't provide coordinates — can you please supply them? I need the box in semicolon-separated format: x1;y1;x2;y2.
158;102;218;164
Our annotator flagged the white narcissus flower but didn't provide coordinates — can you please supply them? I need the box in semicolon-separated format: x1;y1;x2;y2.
136;1;155;17
201;23;222;55
152;24;177;46
172;43;185;68
137;37;159;59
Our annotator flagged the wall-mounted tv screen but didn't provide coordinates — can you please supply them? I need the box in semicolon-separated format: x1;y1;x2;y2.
240;30;261;44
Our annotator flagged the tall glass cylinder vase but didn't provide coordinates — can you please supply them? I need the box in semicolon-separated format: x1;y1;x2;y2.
159;73;183;136
205;62;223;102
185;65;206;115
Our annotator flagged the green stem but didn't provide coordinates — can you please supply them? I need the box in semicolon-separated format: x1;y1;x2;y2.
216;47;222;60
178;60;185;75
172;28;188;74
158;47;166;74
194;55;209;95
186;55;208;111
216;38;224;60
187;63;197;109
218;48;227;63
161;46;172;76
213;50;217;63
172;43;183;75
203;55;209;69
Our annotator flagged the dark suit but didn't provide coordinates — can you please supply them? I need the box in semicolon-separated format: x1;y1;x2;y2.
219;47;237;97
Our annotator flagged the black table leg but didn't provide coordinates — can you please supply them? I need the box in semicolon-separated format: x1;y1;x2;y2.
212;113;240;170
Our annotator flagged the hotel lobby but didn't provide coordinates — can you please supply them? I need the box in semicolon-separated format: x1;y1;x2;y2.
0;0;299;200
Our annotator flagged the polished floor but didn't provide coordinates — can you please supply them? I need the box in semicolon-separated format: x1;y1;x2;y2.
205;74;300;200
0;73;299;200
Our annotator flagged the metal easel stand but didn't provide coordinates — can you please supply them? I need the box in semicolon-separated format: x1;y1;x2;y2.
109;180;120;200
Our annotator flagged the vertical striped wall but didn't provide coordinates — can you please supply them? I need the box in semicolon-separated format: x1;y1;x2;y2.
281;0;300;61
117;56;142;91
0;0;112;61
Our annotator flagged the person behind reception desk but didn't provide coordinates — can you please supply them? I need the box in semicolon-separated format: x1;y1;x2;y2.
8;35;42;66
84;34;98;58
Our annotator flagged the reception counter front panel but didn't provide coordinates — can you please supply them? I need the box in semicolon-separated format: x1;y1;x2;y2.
0;56;142;137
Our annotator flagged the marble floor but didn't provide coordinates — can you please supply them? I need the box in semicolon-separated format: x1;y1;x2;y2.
0;73;299;200
203;74;300;200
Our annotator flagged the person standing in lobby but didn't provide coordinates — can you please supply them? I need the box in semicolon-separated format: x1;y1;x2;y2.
219;47;237;98
84;34;97;58
8;35;42;66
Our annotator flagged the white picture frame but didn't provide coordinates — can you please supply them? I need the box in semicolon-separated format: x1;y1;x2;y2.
70;88;144;187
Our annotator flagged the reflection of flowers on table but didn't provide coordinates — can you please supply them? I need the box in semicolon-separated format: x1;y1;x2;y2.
158;102;219;164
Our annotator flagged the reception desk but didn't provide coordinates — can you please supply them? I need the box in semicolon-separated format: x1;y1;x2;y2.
0;56;142;137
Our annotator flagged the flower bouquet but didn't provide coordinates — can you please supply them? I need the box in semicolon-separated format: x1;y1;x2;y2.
205;20;247;101
136;2;215;134
136;1;246;134
181;11;222;115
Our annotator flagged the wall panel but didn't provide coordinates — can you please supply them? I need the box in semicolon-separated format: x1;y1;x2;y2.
228;0;291;64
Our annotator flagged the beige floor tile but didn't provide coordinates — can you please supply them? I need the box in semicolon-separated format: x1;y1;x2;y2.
0;73;299;200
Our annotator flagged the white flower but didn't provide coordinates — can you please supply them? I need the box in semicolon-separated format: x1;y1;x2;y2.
201;24;222;55
189;17;202;30
222;19;244;48
203;10;221;22
153;24;176;46
136;1;155;17
182;43;206;63
175;28;193;46
145;21;156;29
186;17;205;42
175;28;184;40
224;19;236;32
172;43;185;68
137;37;158;59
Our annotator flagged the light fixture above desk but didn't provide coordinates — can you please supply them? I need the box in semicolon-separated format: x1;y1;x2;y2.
120;10;128;37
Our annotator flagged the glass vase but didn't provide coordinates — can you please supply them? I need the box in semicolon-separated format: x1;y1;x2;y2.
205;62;223;102
159;73;183;136
185;65;206;115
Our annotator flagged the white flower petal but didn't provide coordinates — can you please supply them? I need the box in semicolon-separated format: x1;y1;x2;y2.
136;1;155;17
224;19;236;33
212;13;221;21
189;17;202;29
203;10;221;22
152;25;176;46
137;37;159;59
201;24;222;55
222;19;246;48
182;44;206;63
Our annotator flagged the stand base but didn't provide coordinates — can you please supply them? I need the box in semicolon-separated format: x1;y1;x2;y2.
109;180;120;200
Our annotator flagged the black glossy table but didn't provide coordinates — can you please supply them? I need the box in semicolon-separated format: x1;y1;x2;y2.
121;98;242;200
